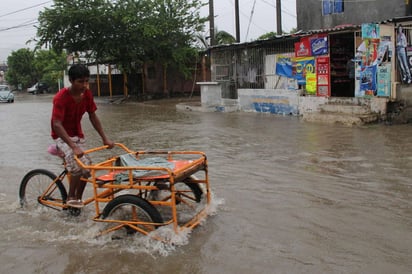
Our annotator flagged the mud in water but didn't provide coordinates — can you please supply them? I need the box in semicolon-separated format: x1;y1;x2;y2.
0;92;411;273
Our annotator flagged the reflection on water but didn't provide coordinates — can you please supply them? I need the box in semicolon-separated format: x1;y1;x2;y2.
0;93;411;273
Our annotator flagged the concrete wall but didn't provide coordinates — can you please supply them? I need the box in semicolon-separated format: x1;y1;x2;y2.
394;85;412;122
197;84;388;118
238;89;300;115
296;0;406;30
198;82;221;109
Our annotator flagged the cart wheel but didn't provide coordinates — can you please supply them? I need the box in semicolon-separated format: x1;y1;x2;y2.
150;178;203;204
19;169;67;210
102;194;163;237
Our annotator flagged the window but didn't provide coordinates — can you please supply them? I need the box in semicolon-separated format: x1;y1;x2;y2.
322;0;344;15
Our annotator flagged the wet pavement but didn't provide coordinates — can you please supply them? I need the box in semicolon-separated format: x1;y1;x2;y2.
0;91;411;273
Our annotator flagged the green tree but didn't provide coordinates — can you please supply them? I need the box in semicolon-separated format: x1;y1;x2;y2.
143;0;207;93
36;0;207;93
214;30;236;45
6;48;66;91
5;48;36;88
34;49;67;91
36;0;110;62
257;28;299;40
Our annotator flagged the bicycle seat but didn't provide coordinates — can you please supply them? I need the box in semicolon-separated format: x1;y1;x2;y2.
48;144;65;158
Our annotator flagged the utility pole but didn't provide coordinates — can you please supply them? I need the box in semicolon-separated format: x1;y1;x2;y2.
276;0;282;35
235;0;240;42
209;0;215;46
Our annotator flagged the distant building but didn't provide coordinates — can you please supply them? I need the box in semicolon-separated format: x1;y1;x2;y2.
0;63;7;83
297;0;412;30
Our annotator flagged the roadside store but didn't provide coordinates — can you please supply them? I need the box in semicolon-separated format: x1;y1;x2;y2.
199;17;412;123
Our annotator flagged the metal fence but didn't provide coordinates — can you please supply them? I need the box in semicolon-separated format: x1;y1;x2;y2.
210;38;297;99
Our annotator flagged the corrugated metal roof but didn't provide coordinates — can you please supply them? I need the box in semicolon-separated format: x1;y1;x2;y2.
209;16;412;50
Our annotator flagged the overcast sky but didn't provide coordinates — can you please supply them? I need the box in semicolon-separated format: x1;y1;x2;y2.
0;0;297;63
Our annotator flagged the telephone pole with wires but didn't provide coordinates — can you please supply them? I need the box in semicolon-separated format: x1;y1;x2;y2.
209;0;215;46
276;0;282;34
235;0;240;42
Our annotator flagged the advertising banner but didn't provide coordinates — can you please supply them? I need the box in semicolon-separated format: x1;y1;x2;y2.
316;56;330;97
275;54;293;78
377;64;391;97
305;72;317;95
310;35;328;56
362;23;379;39
293;57;315;85
355;62;362;97
360;65;377;96
295;37;311;57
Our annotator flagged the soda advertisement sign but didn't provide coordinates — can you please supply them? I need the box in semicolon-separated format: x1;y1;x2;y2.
293;57;315;85
310;35;328;56
295;37;311;57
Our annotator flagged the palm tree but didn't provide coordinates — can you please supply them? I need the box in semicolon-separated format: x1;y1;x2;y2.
195;28;237;49
214;30;236;45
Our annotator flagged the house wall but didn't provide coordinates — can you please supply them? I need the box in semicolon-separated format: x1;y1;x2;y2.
198;82;221;109
198;84;388;116
238;89;300;115
297;0;407;30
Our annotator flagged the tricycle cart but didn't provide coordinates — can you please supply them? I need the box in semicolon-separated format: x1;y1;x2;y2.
19;143;211;241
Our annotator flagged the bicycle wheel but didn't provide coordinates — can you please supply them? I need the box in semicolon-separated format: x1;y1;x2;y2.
150;178;203;204
102;194;163;236
147;177;204;225
19;169;67;210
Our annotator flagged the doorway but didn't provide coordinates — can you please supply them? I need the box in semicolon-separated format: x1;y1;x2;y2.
329;32;355;97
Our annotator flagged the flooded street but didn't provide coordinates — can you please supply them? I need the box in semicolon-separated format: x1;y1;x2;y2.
1;92;411;274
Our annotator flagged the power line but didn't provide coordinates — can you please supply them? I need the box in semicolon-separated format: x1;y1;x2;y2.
245;0;257;41
260;0;296;18
0;1;52;33
0;1;52;18
0;20;38;32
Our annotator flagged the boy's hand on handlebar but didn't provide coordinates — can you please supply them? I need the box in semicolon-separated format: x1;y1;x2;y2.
73;146;84;158
103;139;115;149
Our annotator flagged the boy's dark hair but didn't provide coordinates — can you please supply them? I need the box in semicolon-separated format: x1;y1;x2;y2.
68;64;90;81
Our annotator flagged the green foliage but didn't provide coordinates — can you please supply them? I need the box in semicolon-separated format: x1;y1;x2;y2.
33;50;67;90
6;48;66;90
36;0;207;75
258;32;277;40
257;28;299;40
5;49;36;88
214;30;236;45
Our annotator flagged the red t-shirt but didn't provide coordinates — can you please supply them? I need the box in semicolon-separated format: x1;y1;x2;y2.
51;87;97;139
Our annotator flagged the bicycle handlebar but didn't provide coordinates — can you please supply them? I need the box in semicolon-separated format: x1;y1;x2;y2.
74;143;134;169
82;142;134;155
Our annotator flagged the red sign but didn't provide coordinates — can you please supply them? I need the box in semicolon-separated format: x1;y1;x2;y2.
316;56;330;97
295;37;311;57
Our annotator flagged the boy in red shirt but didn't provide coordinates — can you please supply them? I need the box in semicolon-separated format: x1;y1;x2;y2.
51;64;114;208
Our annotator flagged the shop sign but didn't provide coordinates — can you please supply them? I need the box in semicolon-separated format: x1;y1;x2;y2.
377;64;391;97
306;72;317;94
275;54;293;78
361;23;380;39
310;35;328;56
295;38;311;57
360;65;377;96
293;57;315;85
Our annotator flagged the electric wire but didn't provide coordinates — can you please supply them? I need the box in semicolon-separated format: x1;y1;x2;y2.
0;1;52;33
245;0;257;41
0;1;51;18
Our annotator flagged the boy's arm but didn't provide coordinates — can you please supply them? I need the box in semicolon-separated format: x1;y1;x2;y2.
52;120;84;157
88;112;114;148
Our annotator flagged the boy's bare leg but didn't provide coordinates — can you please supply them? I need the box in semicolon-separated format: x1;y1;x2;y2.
68;175;81;200
68;175;86;207
75;177;87;200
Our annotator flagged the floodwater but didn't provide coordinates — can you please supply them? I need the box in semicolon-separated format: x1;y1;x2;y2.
0;92;411;274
